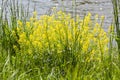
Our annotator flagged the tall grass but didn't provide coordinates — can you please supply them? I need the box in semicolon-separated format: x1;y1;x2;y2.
112;0;120;61
0;0;30;79
0;0;120;80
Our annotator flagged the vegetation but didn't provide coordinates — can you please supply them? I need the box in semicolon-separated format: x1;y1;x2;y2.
112;0;120;62
0;0;120;80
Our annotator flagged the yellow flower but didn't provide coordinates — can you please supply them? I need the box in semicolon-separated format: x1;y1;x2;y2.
33;41;39;46
103;38;109;44
101;15;105;20
30;17;34;21
17;20;22;26
18;32;26;43
33;11;37;18
42;34;46;39
26;22;30;27
88;12;91;17
82;40;89;52
91;50;95;55
26;41;30;46
17;27;20;31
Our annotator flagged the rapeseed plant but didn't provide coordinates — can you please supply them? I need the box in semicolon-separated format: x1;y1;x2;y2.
15;10;109;64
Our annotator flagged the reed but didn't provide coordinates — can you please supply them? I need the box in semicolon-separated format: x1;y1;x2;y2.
111;0;120;62
0;0;30;79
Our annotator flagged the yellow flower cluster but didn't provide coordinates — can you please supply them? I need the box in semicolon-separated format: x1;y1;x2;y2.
16;11;109;62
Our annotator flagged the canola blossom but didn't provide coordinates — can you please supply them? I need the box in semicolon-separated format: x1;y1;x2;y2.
15;10;109;62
